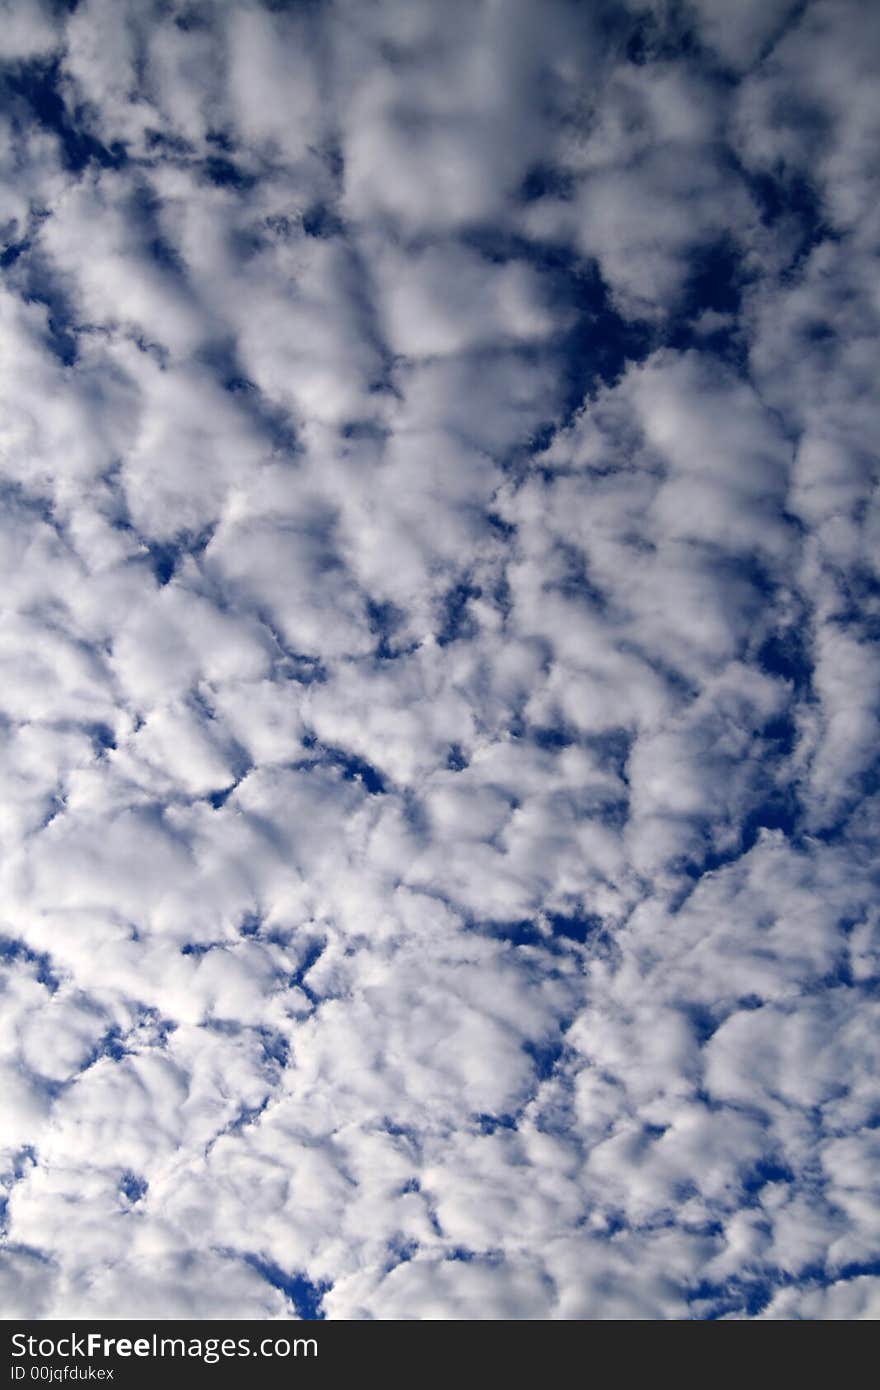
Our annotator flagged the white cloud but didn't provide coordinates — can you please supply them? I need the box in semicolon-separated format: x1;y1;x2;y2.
0;0;876;1322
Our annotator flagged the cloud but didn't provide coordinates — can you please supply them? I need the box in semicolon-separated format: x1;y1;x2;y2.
0;0;877;1320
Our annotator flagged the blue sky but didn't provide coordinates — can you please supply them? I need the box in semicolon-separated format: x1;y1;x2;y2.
0;0;878;1320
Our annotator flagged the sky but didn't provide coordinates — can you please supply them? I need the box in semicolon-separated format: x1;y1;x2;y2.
0;0;878;1322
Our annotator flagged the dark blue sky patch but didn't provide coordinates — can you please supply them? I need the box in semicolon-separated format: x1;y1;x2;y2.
756;623;812;692
620;0;703;68
809;957;864;994
483;918;544;948
435;581;481;646
446;744;468;772
38;791;67;833
2;59;127;173
316;744;387;794
484;509;515;540
830;566;880;635
584;796;630;832
239;911;262;938
517;162;575;205
119;1172;148;1204
446;1246;476;1262
153;1012;177;1044
687;1273;775;1320
225;1098;270;1135
339;418;389;442
473;1112;518;1136
140;525;215;587
759;711;797;758
257;1027;289;1069
131;333;171;367
0;236;29;269
0;936;59;992
366;597;407;659
382;1237;418;1274
148;232;185;275
546;910;602;945
665;236;748;366
742;1156;795;1199
207;785;235;809
288;938;325;1001
381;1117;421;1151
85;722;117;755
834;1256;880;1283
291;937;325;982
682;787;801;882
685;1003;722;1046
737;787;800;843
623;18;654;67
144;128;194;157
592;1209;627;1238
460;229;652;429
11;1147;38;1182
243;1255;329;1319
202;156;256;191
530;724;576;751
737;993;765;1012
95;1027;127;1063
644;1123;668;1142
146;541;178;587
837;916;861;940
747;168;820;231
173;5;213;32
690;1249;880;1320
302;202;344;238
0;1149;38;1235
547;261;653;414
523;1036;564;1081
744;167;833;274
503;711;525;745
262;0;328;13
187;685;220;725
802;318;835;345
9;248;80;364
490;568;513;622
678;237;743;317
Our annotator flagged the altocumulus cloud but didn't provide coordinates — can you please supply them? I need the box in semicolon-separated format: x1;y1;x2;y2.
0;0;878;1321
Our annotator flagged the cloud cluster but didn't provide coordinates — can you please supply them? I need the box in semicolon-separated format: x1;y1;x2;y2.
0;0;878;1319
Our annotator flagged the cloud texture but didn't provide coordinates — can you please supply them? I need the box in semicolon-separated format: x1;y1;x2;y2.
0;0;878;1319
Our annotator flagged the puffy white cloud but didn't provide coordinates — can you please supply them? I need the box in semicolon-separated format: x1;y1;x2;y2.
0;0;876;1322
